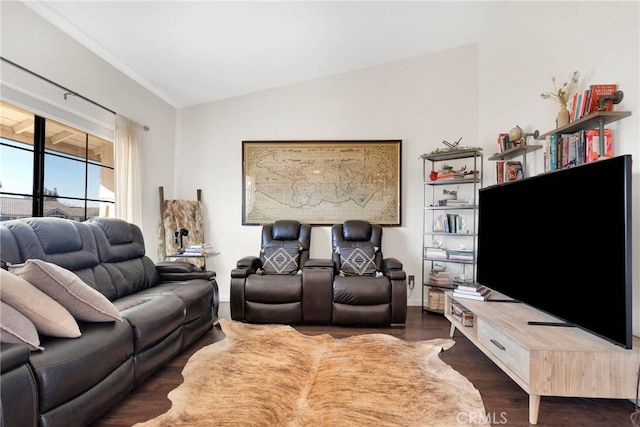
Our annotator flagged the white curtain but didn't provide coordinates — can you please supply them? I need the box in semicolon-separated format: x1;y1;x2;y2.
115;114;143;226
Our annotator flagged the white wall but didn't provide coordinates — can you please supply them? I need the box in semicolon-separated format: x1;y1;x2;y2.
0;1;176;257
2;1;639;329
176;44;480;306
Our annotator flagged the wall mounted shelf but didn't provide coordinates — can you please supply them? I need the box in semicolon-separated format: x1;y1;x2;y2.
538;110;631;155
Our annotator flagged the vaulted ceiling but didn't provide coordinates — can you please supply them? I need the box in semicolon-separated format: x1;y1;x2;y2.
22;1;507;109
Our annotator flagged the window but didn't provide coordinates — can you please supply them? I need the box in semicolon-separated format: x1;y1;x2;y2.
0;101;115;221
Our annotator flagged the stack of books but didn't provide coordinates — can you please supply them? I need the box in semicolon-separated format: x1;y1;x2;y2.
425;247;447;259
428;270;452;287
182;243;213;256
437;199;470;207
450;301;474;327
447;249;474;261
452;281;491;301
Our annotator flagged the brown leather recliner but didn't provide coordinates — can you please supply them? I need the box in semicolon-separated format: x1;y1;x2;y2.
331;220;407;326
230;220;334;324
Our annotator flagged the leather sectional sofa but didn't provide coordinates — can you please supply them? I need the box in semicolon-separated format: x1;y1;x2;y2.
0;216;219;427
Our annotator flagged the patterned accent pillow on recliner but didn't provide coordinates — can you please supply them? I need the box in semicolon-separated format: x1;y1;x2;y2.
262;246;301;275
339;245;378;276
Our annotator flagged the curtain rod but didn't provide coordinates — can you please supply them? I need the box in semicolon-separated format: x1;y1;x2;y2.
2;56;116;114
1;56;150;131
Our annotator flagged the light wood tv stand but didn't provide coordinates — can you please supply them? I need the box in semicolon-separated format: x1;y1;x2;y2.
445;291;640;424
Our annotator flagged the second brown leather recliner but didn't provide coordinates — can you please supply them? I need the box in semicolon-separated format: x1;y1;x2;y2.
331;220;407;326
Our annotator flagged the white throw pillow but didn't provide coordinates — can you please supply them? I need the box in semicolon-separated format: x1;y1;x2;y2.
0;300;44;351
9;259;122;322
0;268;81;338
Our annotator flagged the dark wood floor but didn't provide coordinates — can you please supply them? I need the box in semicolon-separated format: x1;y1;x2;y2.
92;304;635;427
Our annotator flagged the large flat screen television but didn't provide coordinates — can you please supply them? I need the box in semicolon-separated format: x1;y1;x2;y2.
476;154;632;349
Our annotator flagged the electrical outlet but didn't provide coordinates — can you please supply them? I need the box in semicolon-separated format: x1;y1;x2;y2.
408;275;415;289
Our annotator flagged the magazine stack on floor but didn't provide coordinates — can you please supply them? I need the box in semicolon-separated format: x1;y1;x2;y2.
452;280;491;301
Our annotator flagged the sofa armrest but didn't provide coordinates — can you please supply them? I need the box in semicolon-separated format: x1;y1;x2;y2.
231;256;260;278
381;257;407;325
304;258;334;268
236;256;260;269
382;257;405;280
1;343;31;374
1;343;37;427
156;261;197;273
156;261;216;282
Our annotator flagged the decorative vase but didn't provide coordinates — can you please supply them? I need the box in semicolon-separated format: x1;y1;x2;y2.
557;104;570;128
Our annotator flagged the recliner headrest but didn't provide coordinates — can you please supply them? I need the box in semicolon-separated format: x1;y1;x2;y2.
86;217;134;245
271;220;301;241
342;220;372;241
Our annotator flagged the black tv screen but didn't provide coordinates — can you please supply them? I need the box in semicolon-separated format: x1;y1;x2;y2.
477;154;632;349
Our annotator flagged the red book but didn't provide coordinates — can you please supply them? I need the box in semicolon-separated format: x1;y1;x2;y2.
585;128;613;162
585;84;618;115
569;92;578;122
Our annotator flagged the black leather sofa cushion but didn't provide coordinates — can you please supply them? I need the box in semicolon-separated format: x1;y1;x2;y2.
332;303;391;325
114;294;185;353
0;219;100;271
134;280;214;323
333;275;391;305
245;274;302;304
245;301;302;324
39;358;134;427
32;320;133;414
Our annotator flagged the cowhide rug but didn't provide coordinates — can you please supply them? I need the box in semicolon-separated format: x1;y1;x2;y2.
135;320;489;426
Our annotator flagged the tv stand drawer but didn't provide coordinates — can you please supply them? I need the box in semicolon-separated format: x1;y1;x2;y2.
477;319;530;384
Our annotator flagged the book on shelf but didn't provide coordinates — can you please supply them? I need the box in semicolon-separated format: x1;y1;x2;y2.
578;88;590;119
447;249;474;261
497;133;508;153
452;288;492;301
585;84;618;115
425;247;448;259
454;285;490;297
495;161;504;183
585;128;612;162
428;266;450;283
545;130;590;171
452;280;482;290
569;92;578;122
181;243;214;255
549;134;557;171
434;213;468;234
543;135;551;172
429;277;453;287
504;161;523;182
452;277;474;285
496;160;523;184
437;199;470;207
451;302;475;326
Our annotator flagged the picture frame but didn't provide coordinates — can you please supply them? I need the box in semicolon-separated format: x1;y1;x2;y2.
497;133;508;153
242;140;401;225
501;134;516;151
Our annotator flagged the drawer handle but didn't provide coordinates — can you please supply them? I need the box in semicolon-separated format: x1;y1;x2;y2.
490;338;505;351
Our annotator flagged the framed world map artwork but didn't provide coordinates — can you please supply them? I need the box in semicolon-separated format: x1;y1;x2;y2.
242;140;401;225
